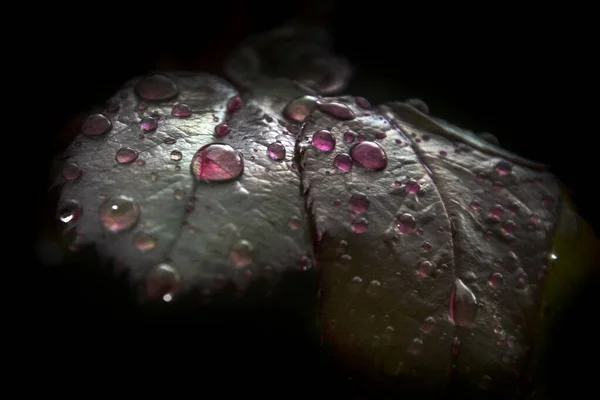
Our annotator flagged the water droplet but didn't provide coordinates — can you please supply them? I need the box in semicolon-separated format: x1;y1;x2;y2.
288;216;301;230
115;147;138;164
501;220;516;235
350;141;388;171
417;260;433;277
267;142;286;161
488;272;503;288
355;96;372;109
407;338;424;355
58;200;81;224
230;240;253;267
227;96;242;113
343;132;355;143
348;276;363;293
191;143;244;182
490;204;504;218
171;103;192;117
451;336;461;355
151;172;158;181
351;217;368;233
366;280;382;296
439;150;447;156
135;74;178;101
334;153;353;172
284;95;317;122
105;100;120;113
215;123;230;137
449;278;478;326
136;159;145;166
316;100;356;120
140;117;158;131
396;213;416;234
62;163;82;181
421;316;436;334
405;179;420;194
170;150;183;161
99;195;140;233
349;192;370;213
174;188;185;200
81;113;111;136
495;160;512;175
470;199;480;210
138;102;148;111
312;130;336;151
506;335;516;348
479;375;492;390
134;233;156;251
164;137;176;145
145;263;181;302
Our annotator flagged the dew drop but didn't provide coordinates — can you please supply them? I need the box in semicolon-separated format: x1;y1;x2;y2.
488;272;503;288
215;123;230;137
62;163;82;181
164;137;176;145
470;199;481;210
350;141;388;171
343;132;355;143
171;103;192;117
174;188;185;200
501;220;516;235
349;192;370;213
151;172;158;181
288;216;301;230
230;240;253;267
421;316;437;334
105;100;120;113
267;142;286;161
135;74;178;101
115;147;138;164
405;179;420;194
351;217;368;233
227;96;242;113
490;204;504;218
495;160;512;175
316;100;356;120
135;159;145;166
145;263;181;301
355;96;372;109
334;153;353;172
396;213;416;234
348;276;363;293
99;195;140;233
417;260;433;277
81;113;111;136
170;150;183;161
284;95;317;122
191;143;244;182
407;338;424;355
366;280;382;296
58;200;82;224
449;278;478;326
312;130;336;151
134;233;156;252
140;117;158;131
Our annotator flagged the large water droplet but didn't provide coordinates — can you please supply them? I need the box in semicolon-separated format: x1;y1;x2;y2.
115;147;138;164
81;113;111;136
284;95;317;122
449;278;478;326
99;195;140;233
230;240;253;267
343;132;355;143
171;103;192;117
62;163;82;181
145;263;181;302
135;74;178;101
334;153;353;172
191;143;244;182
396;213;416;233
312;130;336;152
140;117;158;131
58;200;82;224
316;100;356;120
490;204;504;218
267;142;286;161
349;192;370;213
350;141;388;171
134;232;156;252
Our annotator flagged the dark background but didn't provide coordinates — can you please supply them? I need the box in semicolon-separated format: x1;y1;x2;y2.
26;0;596;398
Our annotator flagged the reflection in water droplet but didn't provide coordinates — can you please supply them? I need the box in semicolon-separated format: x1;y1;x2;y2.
267;142;286;161
405;179;420;194
230;240;253;267
134;233;156;252
58;200;81;224
334;153;353;172
284;95;317;122
396;213;416;234
215;123;230;137
350;141;388;171
135;159;145;166
191;143;244;182
62;163;82;181
312;130;336;152
145;263;181;301
449;278;478;326
135;74;178;101
170;150;183;161
351;217;368;233
316;100;356;120
115;147;138;164
171;103;192;117
151;172;158;181
495;160;512;175
488;272;503;287
349;192;370;213
140;117;158;131
81;113;112;136
99;195;140;233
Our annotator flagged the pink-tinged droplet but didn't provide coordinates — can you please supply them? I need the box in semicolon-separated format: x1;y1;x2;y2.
396;213;416;233
287;124;300;134
501;220;516;235
99;195;140;233
405;179;420;194
488;272;503;288
136;159;146;166
529;213;540;224
439;150;447;156
170;150;183;161
284;95;317;122
542;196;554;208
215;123;230;137
171;103;192;117
134;233;156;252
230;240;253;267
422;241;431;251
490;204;504;218
470;199;481;210
343;131;355;143
334;153;353;172
350;141;388;171
495;160;512;175
137;102;148;111
312;130;336;151
417;261;433;277
417;228;424;236
145;263;181;302
58;200;82;224
81;113;112;136
140;117;158;131
316;100;356;120
449;278;477;326
357;134;366;142
351;217;369;234
355;96;372;109
190;143;244;182
135;74;178;101
332;199;342;208
349;192;370;213
227;96;242;112
267;142;286;161
164;137;176;145
375;131;387;139
105;100;120;113
115;147;138;164
62;163;82;181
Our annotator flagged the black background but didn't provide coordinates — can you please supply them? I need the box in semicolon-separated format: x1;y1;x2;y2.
25;1;597;398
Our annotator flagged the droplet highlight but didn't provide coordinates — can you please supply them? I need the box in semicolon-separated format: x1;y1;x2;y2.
99;195;140;233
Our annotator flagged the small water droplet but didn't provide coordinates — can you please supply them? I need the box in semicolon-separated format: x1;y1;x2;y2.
488;272;503;288
396;213;416;234
501;220;516;235
421;316;436;334
316;100;355;120
407;337;424;355
164;137;176;145
348;276;363;293
312;130;336;151
439;150;447;156
115;147;138;164
170;150;183;161
334;153;353;172
190;143;244;182
405;179;420;194
351;217;368;233
215;123;230;137
284;95;317;122
99;195;140;233
171;103;192;117
62;163;82;181
230;240;253;267
288;216;301;230
343;132;355;143
349;192;370;213
417;260;433;277
135;74;178;101
490;204;504;218
350;141;387;171
81;113;111;136
449;278;478;326
105;100;120;113
470;199;481;210
58;200;82;224
145;263;181;301
366;280;382;296
140;117;158;131
150;172;158;181
542;196;554;208
174;188;185;200
267;142;286;161
495;160;512;175
355;96;372;109
227;96;242;113
133;233;156;252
